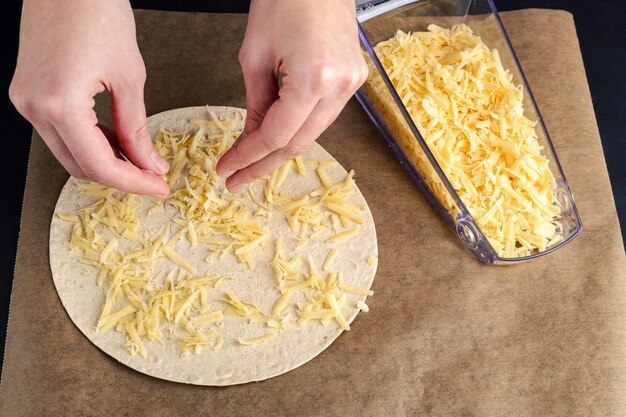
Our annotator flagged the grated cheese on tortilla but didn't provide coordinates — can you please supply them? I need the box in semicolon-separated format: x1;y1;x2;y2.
57;107;375;360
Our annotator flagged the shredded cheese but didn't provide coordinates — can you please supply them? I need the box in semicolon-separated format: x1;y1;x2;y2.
363;24;562;257
326;227;358;244
191;310;224;325
270;238;302;283
162;245;197;274
238;332;276;346
294;156;306;175
59;106;375;360
323;248;338;271
338;281;374;296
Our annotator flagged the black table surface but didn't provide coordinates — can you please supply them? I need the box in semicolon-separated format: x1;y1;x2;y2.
1;0;624;374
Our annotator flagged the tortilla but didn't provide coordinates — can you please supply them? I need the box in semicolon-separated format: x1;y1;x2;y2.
49;106;378;386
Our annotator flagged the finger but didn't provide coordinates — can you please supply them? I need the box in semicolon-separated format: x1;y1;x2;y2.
54;103;170;197
226;147;296;194
110;74;169;175
217;61;277;172
240;59;278;135
30;119;86;179
225;97;345;193
216;83;319;178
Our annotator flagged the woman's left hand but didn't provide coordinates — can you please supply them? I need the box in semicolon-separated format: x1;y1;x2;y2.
216;0;368;193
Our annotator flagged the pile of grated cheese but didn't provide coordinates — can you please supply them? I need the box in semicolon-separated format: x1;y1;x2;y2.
57;107;374;358
362;24;562;257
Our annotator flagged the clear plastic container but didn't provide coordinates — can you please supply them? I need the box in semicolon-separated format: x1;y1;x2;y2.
355;0;582;264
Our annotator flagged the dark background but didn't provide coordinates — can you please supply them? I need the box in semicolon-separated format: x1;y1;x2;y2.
1;0;624;371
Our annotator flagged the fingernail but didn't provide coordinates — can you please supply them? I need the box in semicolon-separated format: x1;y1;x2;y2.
152;191;169;199
151;150;170;174
229;182;248;194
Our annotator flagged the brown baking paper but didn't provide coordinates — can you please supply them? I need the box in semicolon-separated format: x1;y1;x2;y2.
1;9;625;417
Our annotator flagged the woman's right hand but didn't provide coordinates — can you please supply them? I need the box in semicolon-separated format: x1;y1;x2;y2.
9;0;170;197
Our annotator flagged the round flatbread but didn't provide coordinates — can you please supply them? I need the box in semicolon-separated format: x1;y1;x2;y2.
49;106;378;386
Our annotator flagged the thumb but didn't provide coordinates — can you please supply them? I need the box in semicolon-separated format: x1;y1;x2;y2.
110;72;169;175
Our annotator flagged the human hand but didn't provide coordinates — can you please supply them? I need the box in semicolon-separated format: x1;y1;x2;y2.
9;0;170;197
216;0;368;193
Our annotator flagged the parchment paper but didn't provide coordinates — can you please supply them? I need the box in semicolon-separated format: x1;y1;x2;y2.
1;9;625;417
